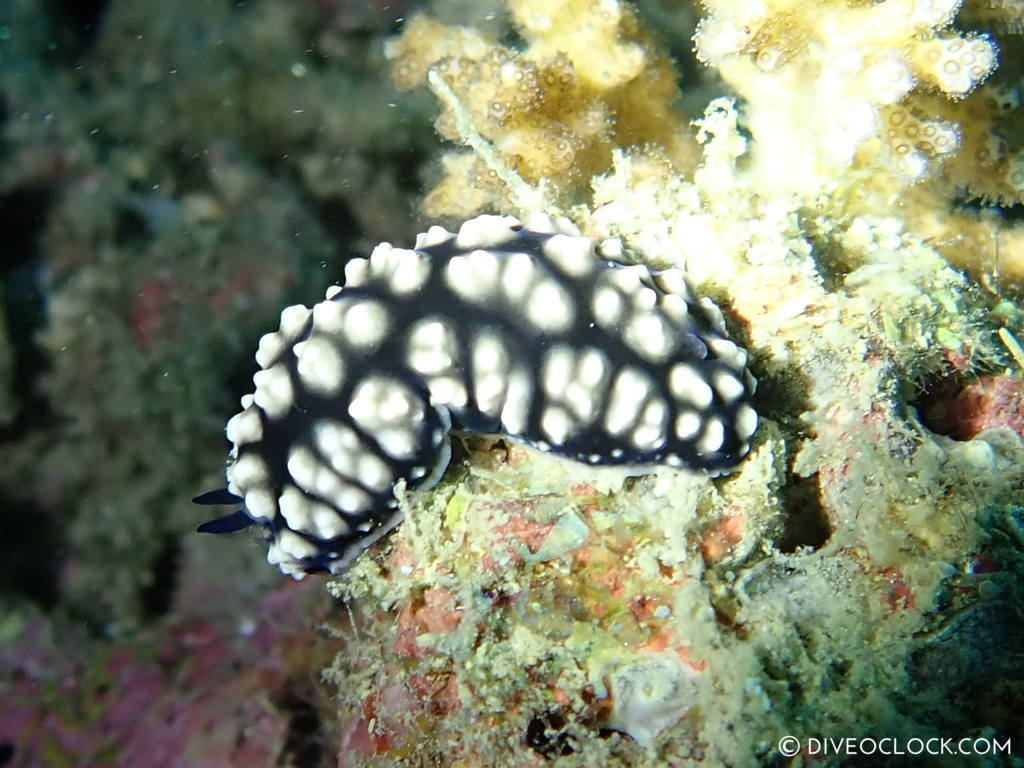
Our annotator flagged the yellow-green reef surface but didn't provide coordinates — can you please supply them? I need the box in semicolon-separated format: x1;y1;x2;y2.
0;0;1022;766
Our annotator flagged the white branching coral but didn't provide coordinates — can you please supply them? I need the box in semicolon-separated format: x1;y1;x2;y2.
694;0;998;195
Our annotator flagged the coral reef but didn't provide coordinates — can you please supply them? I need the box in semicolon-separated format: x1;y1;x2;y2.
388;0;1024;281
694;0;999;192
1;0;1023;766
691;0;1024;283
327;1;1024;766
384;0;700;218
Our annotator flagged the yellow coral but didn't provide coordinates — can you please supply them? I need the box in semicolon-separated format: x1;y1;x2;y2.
915;84;1022;204
386;15;492;92
855;82;1024;282
385;0;699;219
911;33;998;96
691;0;1024;284
511;0;648;89
694;0;998;196
419;151;511;221
390;0;1023;282
881;103;960;181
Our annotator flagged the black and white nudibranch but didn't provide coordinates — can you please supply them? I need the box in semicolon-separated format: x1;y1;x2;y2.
197;214;757;578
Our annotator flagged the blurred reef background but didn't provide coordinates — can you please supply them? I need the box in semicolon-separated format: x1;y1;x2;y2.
0;0;1023;766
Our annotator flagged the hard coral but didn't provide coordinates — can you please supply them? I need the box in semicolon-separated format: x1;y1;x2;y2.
694;0;998;194
385;0;698;219
694;0;1024;285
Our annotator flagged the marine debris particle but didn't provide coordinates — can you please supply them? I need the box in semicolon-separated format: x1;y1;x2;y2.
197;214;757;577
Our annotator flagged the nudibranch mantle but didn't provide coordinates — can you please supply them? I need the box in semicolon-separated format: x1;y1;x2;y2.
198;214;757;578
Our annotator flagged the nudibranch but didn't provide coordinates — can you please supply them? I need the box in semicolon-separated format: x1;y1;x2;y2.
196;214;757;578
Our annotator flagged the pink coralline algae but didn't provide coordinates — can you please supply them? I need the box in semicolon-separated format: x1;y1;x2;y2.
920;374;1024;441
0;580;339;768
